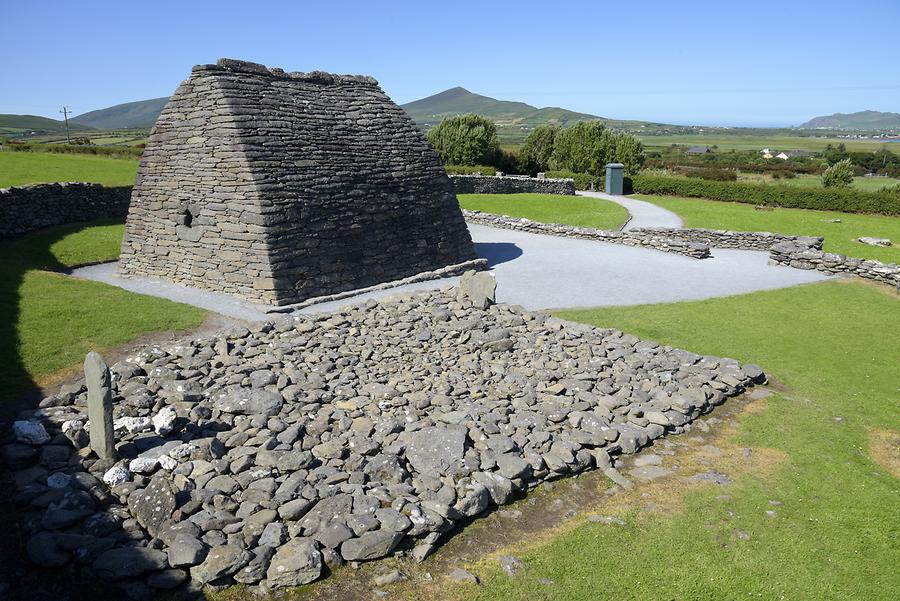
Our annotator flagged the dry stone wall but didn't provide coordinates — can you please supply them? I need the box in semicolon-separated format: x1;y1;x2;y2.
0;183;131;240
119;58;476;306
463;210;711;258
450;174;576;196
629;227;824;252
769;240;900;290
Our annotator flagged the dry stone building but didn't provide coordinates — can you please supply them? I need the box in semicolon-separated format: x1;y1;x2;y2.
119;58;477;305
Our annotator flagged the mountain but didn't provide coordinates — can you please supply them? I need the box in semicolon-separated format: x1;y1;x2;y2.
71;97;169;129
401;87;601;128
0;114;94;135
799;110;900;130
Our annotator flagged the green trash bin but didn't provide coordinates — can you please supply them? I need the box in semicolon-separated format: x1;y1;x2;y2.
605;163;624;195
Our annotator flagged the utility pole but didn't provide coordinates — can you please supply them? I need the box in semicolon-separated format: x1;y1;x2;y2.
60;106;71;144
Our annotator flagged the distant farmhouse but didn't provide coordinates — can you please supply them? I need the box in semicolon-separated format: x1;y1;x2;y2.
761;148;811;160
686;146;711;154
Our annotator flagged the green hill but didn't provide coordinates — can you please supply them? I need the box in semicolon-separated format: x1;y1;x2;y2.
0;114;94;136
401;87;600;128
70;97;169;129
799;110;900;131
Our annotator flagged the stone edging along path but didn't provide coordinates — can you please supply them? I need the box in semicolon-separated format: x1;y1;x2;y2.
5;277;766;596
632;227;899;291
462;210;711;259
462;208;899;292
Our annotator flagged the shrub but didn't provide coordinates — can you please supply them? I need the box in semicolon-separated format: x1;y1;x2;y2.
1;141;143;159
822;158;854;188
631;173;900;215
672;166;737;181
444;164;496;176
426;114;499;167
549;122;644;177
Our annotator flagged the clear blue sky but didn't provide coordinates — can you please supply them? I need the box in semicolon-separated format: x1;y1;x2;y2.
4;0;899;127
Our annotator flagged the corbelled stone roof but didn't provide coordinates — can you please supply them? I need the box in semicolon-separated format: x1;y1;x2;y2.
119;58;477;306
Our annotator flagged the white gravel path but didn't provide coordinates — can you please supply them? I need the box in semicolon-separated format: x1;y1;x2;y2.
70;223;830;321
577;190;683;230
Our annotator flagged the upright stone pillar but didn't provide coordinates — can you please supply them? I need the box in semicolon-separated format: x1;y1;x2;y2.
85;351;115;459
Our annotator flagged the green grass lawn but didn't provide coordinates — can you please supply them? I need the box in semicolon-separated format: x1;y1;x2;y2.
458;193;629;230
634;194;900;263
737;172;900;192
0;151;139;188
639;133;896;153
1;220;206;399
463;280;899;600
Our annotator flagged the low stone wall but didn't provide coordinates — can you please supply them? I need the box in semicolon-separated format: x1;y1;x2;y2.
450;174;576;196
463;210;711;259
630;227;824;252
629;226;898;290
0;183;133;240
769;240;900;290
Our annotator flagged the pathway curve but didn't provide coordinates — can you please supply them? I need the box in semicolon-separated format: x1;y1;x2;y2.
71;223;830;319
577;190;683;230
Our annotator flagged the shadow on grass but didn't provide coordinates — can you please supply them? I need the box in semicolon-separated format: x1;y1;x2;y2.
0;225;80;410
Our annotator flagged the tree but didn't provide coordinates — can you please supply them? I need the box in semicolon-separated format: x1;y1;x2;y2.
822;158;854;188
519;125;559;174
549;121;617;176
614;132;645;175
426;114;499;167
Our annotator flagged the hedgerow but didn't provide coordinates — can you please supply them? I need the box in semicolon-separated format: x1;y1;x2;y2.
444;164;497;176
631;174;900;215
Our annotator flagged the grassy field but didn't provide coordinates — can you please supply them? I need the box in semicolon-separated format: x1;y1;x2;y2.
1;220;206;399
455;280;898;600
458;193;629;230
634;194;900;263
737;172;900;192
0;151;139;188
639;133;898;153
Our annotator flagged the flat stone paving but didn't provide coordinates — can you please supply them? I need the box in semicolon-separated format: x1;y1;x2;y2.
70;224;831;319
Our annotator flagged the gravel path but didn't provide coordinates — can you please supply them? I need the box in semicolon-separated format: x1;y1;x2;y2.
70;223;830;318
576;190;683;230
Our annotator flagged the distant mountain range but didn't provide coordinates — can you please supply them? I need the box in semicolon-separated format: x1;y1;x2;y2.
401;86;600;128
799;110;900;130
0;87;609;136
0;114;94;135
70;97;169;129
4;91;897;139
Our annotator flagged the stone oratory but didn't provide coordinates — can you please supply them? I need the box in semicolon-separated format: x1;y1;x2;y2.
119;58;478;305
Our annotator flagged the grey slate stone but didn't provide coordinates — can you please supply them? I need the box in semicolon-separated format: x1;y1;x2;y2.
340;530;403;561
266;537;322;588
85;352;115;460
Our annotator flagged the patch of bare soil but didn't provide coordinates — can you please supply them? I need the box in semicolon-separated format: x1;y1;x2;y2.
868;427;900;478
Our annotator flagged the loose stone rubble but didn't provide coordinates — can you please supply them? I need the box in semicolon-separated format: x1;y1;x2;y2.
4;279;766;595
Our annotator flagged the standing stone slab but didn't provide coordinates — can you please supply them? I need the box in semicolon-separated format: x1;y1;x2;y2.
85;351;115;460
118;58;477;306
